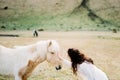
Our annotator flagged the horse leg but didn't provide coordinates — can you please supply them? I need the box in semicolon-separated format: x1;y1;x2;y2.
18;60;39;80
14;68;22;80
14;74;22;80
18;65;32;80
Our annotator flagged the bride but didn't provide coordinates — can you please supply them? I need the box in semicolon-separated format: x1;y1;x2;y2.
62;48;109;80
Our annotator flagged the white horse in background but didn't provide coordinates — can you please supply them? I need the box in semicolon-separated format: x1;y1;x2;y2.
0;40;62;80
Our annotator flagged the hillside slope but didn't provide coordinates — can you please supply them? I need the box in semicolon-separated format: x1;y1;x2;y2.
0;0;120;31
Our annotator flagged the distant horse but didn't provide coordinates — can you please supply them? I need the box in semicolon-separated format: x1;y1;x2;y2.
33;30;38;37
0;40;62;80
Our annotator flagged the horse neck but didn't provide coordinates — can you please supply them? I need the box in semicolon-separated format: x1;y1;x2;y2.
35;41;48;61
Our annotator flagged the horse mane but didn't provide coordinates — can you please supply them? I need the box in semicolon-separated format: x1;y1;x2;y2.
68;48;94;75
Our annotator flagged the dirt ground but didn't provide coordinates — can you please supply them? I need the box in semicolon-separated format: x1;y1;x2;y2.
0;31;120;80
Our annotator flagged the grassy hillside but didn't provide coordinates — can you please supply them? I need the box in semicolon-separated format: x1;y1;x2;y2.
0;0;120;31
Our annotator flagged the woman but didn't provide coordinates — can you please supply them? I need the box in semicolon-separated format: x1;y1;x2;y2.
62;48;109;80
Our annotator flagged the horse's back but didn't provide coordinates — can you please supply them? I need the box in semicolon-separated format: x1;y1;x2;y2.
0;45;8;54
0;45;15;55
0;45;15;75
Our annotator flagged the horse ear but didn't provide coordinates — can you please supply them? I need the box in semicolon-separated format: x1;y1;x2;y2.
48;41;52;47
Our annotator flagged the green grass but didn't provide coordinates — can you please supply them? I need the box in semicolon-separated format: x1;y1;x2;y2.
0;10;119;31
0;0;120;31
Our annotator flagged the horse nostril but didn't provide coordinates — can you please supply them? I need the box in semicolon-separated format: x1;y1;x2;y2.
55;65;62;70
59;65;62;69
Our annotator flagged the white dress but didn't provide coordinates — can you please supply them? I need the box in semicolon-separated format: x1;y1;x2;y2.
62;59;109;80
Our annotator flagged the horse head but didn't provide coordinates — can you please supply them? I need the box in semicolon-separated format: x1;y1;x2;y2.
46;40;62;70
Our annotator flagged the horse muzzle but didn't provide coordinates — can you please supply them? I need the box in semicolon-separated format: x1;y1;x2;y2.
55;65;62;70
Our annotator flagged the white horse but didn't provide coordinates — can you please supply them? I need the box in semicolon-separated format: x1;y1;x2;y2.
0;40;62;80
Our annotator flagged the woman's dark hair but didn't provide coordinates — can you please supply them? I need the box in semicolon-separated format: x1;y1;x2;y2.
68;48;94;75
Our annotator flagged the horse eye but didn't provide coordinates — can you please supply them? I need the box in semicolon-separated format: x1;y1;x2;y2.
51;52;54;54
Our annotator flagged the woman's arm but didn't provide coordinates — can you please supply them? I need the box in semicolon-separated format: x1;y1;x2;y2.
62;58;72;68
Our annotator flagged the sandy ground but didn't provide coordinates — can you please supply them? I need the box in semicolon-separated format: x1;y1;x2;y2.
0;31;120;80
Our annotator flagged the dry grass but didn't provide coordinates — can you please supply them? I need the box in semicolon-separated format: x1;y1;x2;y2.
0;31;120;80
